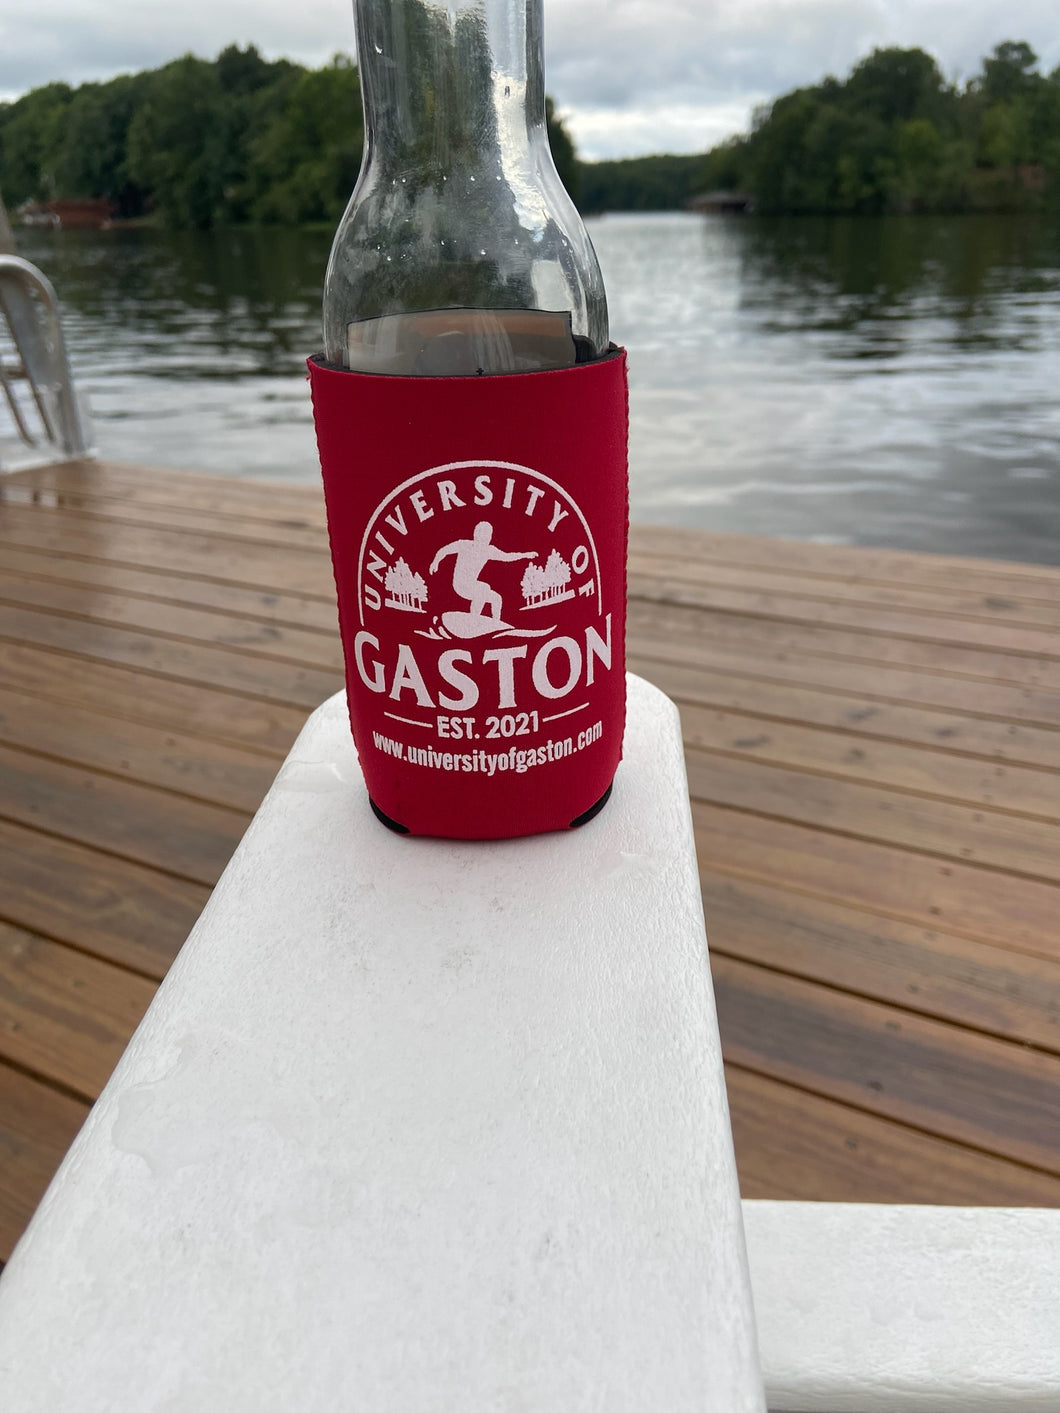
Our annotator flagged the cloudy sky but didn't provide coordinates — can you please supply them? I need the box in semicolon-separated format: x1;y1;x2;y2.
2;0;1059;160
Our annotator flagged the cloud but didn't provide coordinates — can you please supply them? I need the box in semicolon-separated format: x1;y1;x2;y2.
0;0;349;96
562;99;766;160
2;0;1059;156
545;0;889;111
545;0;1060;156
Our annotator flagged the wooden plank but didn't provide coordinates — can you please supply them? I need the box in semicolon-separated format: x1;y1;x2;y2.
0;641;311;755
684;749;1060;884
4;459;327;526
0;503;336;597
629;523;1060;601
701;872;1060;1053
632;656;1060;772
0;494;330;553
12;458;327;517
0;818;207;979
628;546;1060;631
712;954;1060;1174
725;1066;1060;1205
0;1063;88;1263
692;803;1060;962
628;625;1060;726
0;479;329;552
0;742;247;887
680;702;1060;820
1;544;339;634
13;470;1060;599
630;566;1060;659
2;460;1058;1235
629;598;1060;692
0;568;344;671
0;604;343;709
0;921;156;1100
0;687;277;813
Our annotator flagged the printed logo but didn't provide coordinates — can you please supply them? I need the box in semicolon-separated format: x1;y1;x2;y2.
351;460;613;737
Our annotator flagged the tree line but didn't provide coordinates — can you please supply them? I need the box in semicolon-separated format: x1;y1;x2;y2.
0;44;577;229
2;40;1059;227
586;42;1060;215
697;40;1060;215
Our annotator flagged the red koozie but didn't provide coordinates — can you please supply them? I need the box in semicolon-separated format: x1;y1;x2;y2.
309;350;628;839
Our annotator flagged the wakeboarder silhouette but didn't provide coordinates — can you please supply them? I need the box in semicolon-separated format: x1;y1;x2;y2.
429;521;535;624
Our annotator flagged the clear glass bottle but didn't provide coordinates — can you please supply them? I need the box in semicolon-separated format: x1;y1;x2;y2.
322;0;608;376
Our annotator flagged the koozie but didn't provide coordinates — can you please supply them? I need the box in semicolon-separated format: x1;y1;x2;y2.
308;349;628;839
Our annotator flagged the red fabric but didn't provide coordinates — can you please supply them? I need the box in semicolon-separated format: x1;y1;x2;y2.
309;350;628;839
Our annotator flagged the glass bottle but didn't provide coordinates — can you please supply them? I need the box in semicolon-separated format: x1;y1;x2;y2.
311;0;627;840
322;0;608;376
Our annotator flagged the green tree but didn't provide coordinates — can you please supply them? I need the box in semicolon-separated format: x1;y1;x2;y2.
545;98;579;201
891;117;943;208
125;57;237;227
979;102;1032;168
123;47;298;227
688;38;1058;217
845;47;950;128
981;41;1039;104
242;57;362;224
580;153;705;213
0;83;73;202
697;135;748;195
54;75;150;215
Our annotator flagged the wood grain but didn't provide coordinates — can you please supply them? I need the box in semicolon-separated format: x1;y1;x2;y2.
0;921;156;1099
0;817;208;978
0;486;327;549
713;954;1060;1174
0;685;278;813
693;802;1060;962
629;654;1060;772
0;742;248;886
5;459;1060;1251
0;1063;88;1262
0;640;311;754
629;522;1060;602
628;545;1060;630
0;501;336;597
630;596;1060;692
684;749;1060;883
726;1066;1060;1205
0;603;343;708
0;567;343;669
628;622;1060;726
11;458;328;524
1;543;339;634
701;872;1060;1053
630;566;1060;659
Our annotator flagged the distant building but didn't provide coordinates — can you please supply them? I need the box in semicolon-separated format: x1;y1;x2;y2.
17;199;117;230
687;190;755;215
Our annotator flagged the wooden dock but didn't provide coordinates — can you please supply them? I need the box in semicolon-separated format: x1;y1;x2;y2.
2;458;1059;1261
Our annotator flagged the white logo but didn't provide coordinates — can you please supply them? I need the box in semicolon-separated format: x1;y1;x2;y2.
353;460;610;722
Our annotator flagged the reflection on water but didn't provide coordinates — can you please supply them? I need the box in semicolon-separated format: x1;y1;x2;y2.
15;212;1060;564
594;212;1060;565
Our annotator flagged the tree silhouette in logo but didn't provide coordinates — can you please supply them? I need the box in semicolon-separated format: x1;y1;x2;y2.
521;548;573;608
385;557;429;612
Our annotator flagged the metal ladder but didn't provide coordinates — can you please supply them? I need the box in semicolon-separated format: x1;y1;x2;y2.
0;254;92;471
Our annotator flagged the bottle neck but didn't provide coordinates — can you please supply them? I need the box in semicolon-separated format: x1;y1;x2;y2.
356;0;546;171
324;0;609;366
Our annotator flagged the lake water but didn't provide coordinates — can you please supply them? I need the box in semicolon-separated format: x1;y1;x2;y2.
13;211;1060;565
